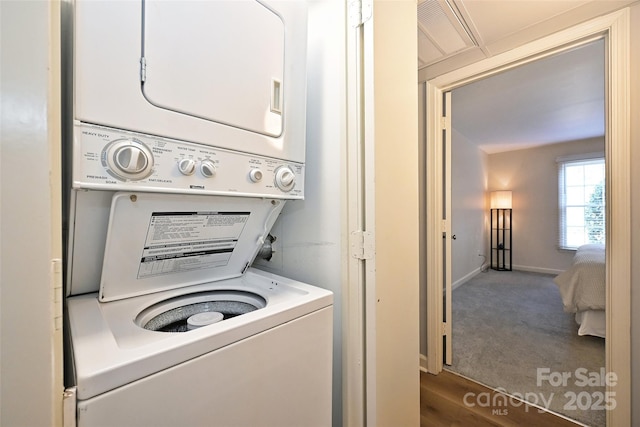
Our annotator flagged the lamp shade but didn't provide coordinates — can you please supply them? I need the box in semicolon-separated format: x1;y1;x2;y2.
491;191;512;209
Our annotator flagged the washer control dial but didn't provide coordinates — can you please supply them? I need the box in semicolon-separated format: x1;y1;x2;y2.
104;139;154;180
178;158;196;176
249;169;263;183
274;166;296;192
200;160;217;178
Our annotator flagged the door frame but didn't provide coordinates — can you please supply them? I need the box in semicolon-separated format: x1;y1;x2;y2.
345;1;420;426
425;9;631;426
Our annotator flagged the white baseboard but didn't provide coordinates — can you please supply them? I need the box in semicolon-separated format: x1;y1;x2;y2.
512;265;564;275
420;354;428;373
448;266;564;290
451;267;482;291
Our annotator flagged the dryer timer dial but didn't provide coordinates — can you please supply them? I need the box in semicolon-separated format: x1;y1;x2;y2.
104;139;154;180
274;166;296;192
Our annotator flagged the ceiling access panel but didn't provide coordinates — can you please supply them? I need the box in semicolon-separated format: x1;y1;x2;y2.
141;0;285;138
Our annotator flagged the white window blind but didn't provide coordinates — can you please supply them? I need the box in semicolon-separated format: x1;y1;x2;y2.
557;153;605;250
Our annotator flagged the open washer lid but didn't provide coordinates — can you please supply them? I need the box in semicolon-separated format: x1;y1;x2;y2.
141;0;285;137
99;192;284;302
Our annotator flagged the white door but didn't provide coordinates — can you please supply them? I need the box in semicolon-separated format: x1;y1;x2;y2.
425;88;452;373
443;91;453;366
142;0;285;137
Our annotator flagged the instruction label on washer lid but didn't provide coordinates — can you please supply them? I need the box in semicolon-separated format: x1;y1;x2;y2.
137;211;250;278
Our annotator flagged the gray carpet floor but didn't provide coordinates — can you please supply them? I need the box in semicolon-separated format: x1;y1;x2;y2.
448;269;605;427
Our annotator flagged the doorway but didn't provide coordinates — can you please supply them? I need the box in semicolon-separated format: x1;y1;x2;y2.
446;39;606;426
423;9;631;426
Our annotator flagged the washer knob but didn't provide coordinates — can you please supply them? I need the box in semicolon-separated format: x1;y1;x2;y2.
249;169;263;183
200;160;216;178
275;166;296;192
178;158;196;176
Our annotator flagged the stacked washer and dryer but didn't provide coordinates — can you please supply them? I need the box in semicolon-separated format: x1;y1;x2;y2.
63;1;333;426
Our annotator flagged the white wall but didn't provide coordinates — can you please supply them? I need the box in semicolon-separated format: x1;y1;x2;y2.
448;132;603;279
260;3;420;425
252;1;345;425
487;137;604;273
451;128;489;285
0;1;62;426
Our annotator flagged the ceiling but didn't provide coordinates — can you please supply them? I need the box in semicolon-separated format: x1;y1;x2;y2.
452;40;604;154
417;0;636;154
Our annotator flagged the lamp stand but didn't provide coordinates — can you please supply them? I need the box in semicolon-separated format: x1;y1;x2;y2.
490;208;512;271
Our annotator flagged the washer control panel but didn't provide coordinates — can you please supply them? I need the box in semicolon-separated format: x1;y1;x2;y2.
73;123;304;198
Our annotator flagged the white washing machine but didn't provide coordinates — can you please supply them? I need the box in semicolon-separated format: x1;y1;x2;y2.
66;187;333;426
64;1;333;426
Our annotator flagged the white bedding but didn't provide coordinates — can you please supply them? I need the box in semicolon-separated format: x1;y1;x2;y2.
554;244;606;338
576;310;606;338
553;243;605;313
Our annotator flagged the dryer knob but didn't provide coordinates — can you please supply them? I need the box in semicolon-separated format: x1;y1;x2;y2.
114;146;149;174
200;160;216;178
104;139;154;180
274;166;296;192
178;158;196;176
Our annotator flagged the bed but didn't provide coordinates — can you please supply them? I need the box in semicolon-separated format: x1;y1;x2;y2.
553;243;606;338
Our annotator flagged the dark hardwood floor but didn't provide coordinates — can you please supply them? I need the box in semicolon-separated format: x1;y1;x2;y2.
421;370;582;427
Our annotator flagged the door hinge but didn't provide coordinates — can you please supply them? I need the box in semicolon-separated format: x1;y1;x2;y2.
140;57;147;82
63;387;77;427
350;230;374;260
52;258;63;331
442;322;450;336
348;0;372;28
440;117;448;130
440;220;448;233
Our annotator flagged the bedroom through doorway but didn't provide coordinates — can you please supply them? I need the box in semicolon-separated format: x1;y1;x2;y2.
422;8;631;427
444;39;606;427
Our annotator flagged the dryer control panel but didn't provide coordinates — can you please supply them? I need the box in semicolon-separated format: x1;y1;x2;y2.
73;123;304;199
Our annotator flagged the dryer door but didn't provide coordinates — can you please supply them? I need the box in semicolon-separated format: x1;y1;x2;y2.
141;0;285;137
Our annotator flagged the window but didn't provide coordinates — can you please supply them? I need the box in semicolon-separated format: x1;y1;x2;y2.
557;153;605;250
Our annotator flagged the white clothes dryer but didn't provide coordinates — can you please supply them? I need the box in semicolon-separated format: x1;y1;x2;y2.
73;0;308;164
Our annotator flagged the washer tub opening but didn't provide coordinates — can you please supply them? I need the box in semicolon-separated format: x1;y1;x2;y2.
136;290;267;333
